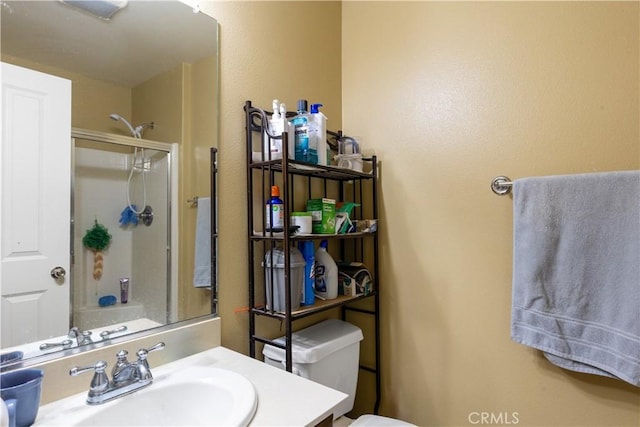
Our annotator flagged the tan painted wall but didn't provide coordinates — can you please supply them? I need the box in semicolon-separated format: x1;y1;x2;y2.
132;64;184;144
202;0;640;425
201;1;343;353
342;1;639;426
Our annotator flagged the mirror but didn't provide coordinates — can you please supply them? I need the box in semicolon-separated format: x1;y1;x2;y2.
0;0;218;367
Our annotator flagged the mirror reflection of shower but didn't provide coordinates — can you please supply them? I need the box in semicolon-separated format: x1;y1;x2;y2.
73;132;176;330
110;114;155;226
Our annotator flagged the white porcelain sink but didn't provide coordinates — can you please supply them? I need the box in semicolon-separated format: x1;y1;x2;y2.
36;366;257;427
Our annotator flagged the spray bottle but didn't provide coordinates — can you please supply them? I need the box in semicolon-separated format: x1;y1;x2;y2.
291;99;311;163
309;103;328;165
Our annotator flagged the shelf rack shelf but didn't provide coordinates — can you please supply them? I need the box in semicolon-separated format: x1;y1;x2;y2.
244;100;381;414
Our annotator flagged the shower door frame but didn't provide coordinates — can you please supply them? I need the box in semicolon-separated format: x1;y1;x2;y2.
70;127;179;324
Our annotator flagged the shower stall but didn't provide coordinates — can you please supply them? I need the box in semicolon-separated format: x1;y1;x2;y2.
71;128;178;331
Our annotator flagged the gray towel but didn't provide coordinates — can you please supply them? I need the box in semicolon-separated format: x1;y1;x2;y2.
193;197;211;288
511;170;640;386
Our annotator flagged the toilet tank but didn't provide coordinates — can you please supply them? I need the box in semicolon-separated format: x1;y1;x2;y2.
262;319;364;419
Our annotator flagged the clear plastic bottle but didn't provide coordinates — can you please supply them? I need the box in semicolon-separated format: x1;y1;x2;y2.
314;240;338;300
265;185;284;231
279;103;295;159
264;99;283;160
309;103;327;165
264;100;294;160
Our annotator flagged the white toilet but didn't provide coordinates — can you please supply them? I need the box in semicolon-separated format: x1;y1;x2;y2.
262;319;415;426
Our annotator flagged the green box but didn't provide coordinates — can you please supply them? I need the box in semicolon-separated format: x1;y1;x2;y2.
306;198;336;234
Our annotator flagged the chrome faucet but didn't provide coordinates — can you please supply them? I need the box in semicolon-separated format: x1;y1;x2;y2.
68;327;94;346
69;342;165;405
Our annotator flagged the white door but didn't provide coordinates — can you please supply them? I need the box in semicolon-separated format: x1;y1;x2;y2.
1;62;72;347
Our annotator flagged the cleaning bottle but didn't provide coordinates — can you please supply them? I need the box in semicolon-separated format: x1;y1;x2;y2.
291;99;310;163
309;103;328;165
298;241;315;306
314;240;338;300
263;99;283;160
265;185;284;231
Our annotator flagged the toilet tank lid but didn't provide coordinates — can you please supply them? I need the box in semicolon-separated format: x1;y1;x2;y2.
262;319;364;364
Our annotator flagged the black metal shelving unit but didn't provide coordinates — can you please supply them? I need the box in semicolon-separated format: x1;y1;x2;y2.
244;101;381;414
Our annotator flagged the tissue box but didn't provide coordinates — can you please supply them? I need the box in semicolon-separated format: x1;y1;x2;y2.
306;198;336;234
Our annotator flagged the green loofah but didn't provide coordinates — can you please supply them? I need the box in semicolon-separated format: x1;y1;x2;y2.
82;220;112;251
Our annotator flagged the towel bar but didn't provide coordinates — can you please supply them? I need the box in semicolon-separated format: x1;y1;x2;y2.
491;176;512;196
187;196;199;207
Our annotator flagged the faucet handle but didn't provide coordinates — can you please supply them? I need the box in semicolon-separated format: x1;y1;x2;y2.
146;342;166;353
134;342;165;381
69;360;109;394
69;360;107;376
100;325;128;340
39;339;73;350
136;342;165;361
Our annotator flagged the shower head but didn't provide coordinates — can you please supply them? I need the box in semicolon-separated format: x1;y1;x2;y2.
110;113;137;138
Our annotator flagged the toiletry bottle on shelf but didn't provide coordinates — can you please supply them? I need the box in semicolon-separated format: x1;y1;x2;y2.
264;100;294;160
298;241;316;306
292;99;311;163
314;240;338;300
120;278;129;304
263;99;283;160
279;102;295;159
265;185;284;231
309;103;328;165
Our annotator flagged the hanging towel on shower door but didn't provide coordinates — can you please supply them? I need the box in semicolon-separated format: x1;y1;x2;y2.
193;197;211;288
511;170;640;386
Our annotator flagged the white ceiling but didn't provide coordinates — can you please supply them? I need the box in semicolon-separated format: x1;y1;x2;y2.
1;0;218;87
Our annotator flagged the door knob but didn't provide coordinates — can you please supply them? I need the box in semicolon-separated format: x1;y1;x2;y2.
50;266;66;279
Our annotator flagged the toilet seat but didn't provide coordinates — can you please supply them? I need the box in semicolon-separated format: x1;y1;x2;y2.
350;414;417;426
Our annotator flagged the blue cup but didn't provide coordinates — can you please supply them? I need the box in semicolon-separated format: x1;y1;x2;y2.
0;369;44;427
0;352;24;367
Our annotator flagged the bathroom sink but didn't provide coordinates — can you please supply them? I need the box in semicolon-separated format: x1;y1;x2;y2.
78;367;257;426
38;366;257;427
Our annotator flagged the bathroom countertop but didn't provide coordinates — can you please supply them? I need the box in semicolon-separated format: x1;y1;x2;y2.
199;346;347;426
35;346;347;427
